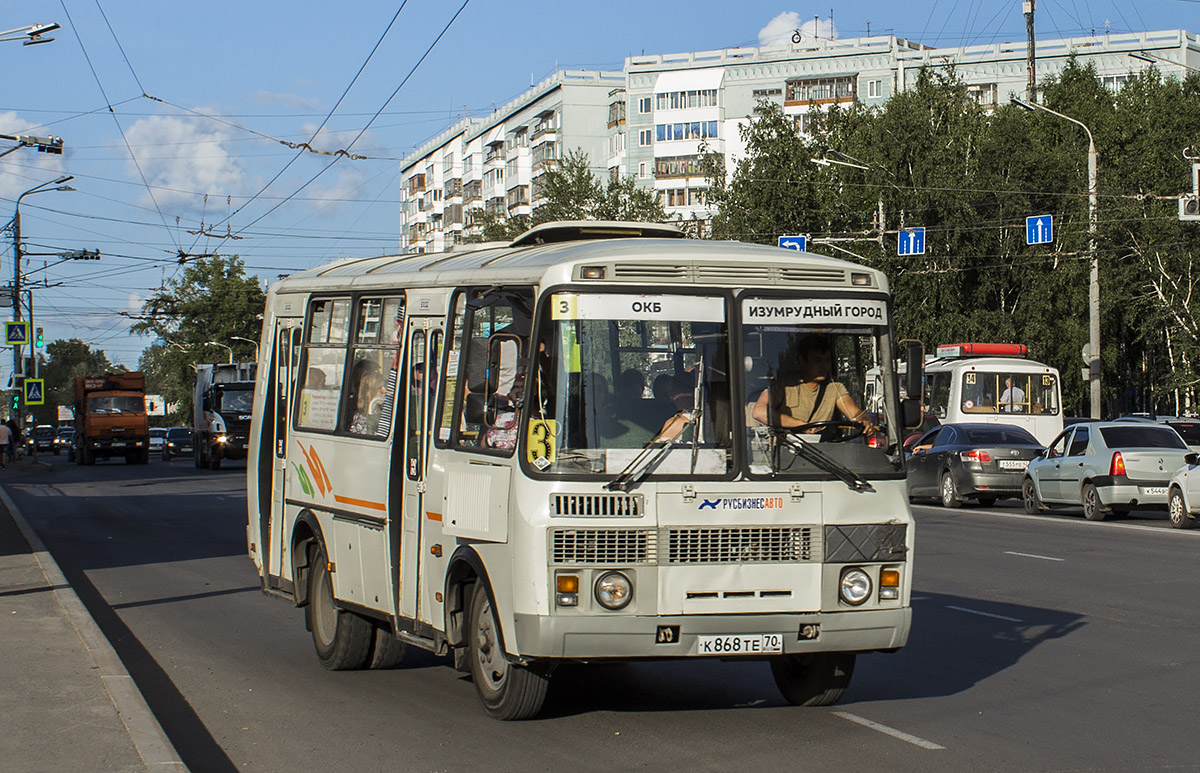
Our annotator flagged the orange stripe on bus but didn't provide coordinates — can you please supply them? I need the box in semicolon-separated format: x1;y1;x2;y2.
294;442;327;497
425;511;443;522
309;444;332;492
333;495;387;512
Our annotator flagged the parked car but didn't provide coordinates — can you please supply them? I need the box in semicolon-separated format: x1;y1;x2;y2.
162;427;194;461
149;427;168;454
1167;453;1200;529
907;423;1044;507
1023;421;1192;520
27;424;58;455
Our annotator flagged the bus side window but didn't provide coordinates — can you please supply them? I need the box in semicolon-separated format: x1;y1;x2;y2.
297;298;351;431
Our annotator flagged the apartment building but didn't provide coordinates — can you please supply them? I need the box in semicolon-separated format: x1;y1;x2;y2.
401;29;1199;249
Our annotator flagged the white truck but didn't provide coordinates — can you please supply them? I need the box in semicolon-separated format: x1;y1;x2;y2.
194;362;257;470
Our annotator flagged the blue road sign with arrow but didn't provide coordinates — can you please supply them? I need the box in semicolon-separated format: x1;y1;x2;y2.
777;235;806;251
898;227;925;256
1026;214;1053;245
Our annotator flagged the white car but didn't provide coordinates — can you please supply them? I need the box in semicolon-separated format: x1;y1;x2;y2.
149;427;168;454
1167;453;1200;529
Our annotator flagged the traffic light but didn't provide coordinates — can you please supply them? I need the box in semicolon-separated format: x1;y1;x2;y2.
11;393;18;411
35;327;44;348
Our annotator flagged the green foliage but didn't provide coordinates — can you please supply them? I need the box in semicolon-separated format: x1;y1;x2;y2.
132;255;265;422
465;148;667;241
703;61;1200;416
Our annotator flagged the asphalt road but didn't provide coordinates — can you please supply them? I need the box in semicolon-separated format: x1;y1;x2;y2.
8;454;1200;772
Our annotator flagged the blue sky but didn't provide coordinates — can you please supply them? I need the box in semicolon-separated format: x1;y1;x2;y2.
1;0;1195;370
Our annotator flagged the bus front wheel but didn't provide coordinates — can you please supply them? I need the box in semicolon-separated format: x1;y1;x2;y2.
468;583;549;720
770;652;856;707
306;545;372;670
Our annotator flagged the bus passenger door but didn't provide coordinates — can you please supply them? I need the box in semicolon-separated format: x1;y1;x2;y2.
399;319;442;623
268;322;301;583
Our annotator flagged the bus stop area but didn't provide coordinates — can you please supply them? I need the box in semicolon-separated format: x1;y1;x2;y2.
0;480;184;772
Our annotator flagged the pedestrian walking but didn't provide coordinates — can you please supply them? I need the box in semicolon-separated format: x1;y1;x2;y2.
0;420;12;469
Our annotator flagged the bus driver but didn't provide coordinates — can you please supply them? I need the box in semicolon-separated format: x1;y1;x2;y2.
751;333;874;436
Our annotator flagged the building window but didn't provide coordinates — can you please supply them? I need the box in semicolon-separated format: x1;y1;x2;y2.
608;100;627;127
654;155;702;178
638;96;652;113
608;132;626;157
1099;74;1129;91
654;89;719;111
463;154;474;175
785;76;856;105
639;129;653;146
751;87;783;98
638;162;648;178
967;83;997;106
655;121;718;142
867;79;883;98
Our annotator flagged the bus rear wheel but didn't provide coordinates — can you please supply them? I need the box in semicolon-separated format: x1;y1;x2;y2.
770;652;856;707
306;545;372;670
468;583;549;720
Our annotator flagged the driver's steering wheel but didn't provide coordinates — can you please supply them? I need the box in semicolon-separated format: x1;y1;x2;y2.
784;420;865;443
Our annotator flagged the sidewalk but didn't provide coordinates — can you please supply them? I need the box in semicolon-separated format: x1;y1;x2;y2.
0;475;186;772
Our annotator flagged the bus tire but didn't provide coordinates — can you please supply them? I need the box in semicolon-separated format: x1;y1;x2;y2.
306;545;372;670
940;472;962;508
468;582;549;720
1082;482;1107;521
770;652;856;707
367;624;408;669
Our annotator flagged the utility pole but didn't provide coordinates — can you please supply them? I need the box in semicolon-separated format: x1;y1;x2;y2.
1024;0;1037;101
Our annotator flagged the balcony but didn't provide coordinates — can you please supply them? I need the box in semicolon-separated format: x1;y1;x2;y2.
406;174;426;194
443;178;462;199
507;185;530;210
463;179;482;203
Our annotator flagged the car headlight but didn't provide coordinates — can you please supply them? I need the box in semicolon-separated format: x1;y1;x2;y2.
216;434;228;444
594;571;633;610
839;568;872;606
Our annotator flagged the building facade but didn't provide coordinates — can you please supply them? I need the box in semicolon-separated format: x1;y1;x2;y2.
400;29;1199;250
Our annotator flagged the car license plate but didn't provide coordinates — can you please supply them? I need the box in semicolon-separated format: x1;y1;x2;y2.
999;459;1027;470
1141;486;1167;496
697;633;783;655
112;441;126;448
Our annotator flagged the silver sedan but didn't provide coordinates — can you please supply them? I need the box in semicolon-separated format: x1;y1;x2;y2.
1023;421;1191;520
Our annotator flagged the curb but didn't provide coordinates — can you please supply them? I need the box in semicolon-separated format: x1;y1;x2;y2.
0;485;189;772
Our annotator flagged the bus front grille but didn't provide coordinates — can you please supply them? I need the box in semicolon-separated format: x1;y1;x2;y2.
552;529;658;564
552;493;643;517
667;527;817;564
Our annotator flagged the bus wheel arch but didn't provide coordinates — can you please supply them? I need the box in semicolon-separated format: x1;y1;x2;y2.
289;511;324;608
444;546;491;671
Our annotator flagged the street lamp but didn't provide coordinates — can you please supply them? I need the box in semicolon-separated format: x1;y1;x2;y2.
1012;97;1100;419
11;176;74;381
0;133;64;159
230;336;260;361
206;341;233;364
1129;51;1200;74
0;22;59;46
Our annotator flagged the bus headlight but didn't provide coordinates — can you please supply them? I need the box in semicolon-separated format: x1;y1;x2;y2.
594;571;632;610
839;568;872;606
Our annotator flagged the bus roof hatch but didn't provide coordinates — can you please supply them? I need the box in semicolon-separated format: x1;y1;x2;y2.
509;220;685;247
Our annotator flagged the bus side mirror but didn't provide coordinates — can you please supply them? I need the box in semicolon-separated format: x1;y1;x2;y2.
902;398;923;429
904;341;923;402
1186;452;1198;466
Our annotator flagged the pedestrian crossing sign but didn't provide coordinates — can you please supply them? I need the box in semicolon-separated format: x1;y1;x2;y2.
5;321;29;346
24;378;44;405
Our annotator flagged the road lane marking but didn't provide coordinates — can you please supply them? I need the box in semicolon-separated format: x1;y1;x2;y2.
1004;550;1064;561
913;503;1200;537
833;711;946;750
946;604;1025;622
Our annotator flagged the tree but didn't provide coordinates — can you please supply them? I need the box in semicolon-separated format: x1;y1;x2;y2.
465;148;667;241
131;255;265;422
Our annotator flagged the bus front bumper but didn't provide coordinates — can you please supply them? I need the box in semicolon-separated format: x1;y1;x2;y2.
512;607;911;659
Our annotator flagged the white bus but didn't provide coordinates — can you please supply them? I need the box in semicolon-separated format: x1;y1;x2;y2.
923;343;1063;446
246;221;921;719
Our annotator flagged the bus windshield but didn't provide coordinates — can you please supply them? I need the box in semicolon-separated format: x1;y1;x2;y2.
740;295;902;478
529;292;732;477
959;370;1059;415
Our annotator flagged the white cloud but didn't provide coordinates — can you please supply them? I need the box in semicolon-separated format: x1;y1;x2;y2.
758;11;838;46
124;113;249;214
126;291;145;316
249;90;322;111
0;111;68;199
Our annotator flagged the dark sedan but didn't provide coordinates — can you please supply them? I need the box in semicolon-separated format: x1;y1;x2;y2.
162;427;195;461
907;423;1045;507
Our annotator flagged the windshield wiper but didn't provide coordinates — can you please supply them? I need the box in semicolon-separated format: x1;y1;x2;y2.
607;409;697;492
776;432;874;492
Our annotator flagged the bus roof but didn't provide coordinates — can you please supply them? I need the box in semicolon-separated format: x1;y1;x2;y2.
269;225;888;296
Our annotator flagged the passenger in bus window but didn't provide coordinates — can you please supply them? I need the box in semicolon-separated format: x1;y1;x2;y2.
349;362;384;434
999;377;1026;412
751;333;874;436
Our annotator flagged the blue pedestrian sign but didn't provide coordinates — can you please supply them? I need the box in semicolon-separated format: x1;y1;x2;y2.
1026;214;1053;245
898;227;925;256
24;378;45;406
778;235;806;251
5;321;29;346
